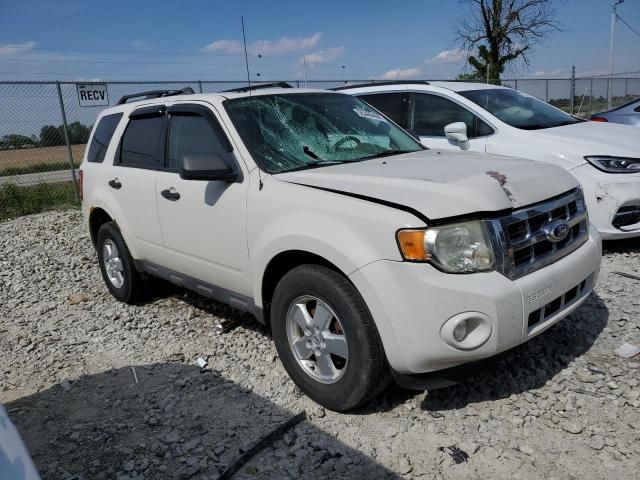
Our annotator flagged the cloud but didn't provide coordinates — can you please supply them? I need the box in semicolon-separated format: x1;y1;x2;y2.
301;47;344;67
201;32;322;55
380;67;421;80
0;41;37;56
532;68;563;77
428;49;467;64
131;39;148;49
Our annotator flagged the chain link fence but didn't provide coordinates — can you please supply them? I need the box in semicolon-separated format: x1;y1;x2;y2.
1;77;639;221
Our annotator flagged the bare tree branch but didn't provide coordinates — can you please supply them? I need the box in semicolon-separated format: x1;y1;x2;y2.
454;0;564;79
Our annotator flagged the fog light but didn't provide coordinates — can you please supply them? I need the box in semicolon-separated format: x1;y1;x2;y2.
441;312;493;350
453;321;468;342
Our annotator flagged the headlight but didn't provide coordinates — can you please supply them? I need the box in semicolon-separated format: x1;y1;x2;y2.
397;221;495;273
585;156;640;174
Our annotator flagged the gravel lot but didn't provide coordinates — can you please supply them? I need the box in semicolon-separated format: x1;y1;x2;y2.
1;209;639;480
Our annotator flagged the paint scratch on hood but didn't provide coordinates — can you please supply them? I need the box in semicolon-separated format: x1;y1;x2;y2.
486;170;515;203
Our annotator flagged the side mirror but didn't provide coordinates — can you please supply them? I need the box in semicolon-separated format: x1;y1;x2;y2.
180;153;239;182
444;122;469;143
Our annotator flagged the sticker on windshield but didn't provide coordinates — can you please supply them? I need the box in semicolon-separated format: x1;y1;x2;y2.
353;107;387;122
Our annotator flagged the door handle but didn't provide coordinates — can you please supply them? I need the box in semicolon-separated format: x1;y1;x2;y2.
108;179;122;189
161;188;180;201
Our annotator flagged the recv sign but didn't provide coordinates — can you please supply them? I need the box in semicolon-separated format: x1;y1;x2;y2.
76;84;109;107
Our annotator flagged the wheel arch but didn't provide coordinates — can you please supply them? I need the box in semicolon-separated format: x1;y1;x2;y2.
260;250;350;324
89;207;114;246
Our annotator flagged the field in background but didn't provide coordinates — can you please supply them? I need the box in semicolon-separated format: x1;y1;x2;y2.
0;144;85;176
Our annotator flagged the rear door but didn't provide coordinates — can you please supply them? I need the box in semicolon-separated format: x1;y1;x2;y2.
155;102;251;296
109;105;167;264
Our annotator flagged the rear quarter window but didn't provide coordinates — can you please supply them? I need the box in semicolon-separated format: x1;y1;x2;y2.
87;113;123;163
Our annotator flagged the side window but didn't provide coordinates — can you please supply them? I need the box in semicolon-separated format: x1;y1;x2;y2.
87;113;123;163
357;93;410;128
120;115;165;167
411;93;492;138
167;113;231;171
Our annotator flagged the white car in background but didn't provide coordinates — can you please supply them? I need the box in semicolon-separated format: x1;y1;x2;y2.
341;82;640;239
0;404;41;479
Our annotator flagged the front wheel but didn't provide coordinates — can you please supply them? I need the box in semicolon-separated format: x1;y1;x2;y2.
271;264;390;411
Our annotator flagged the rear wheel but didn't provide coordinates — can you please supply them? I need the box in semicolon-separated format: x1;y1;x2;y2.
96;222;144;303
271;264;390;411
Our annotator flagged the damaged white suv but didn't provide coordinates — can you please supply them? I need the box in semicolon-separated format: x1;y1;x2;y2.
80;85;601;411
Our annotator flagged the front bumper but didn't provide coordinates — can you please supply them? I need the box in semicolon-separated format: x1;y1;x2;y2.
570;163;640;239
349;226;601;375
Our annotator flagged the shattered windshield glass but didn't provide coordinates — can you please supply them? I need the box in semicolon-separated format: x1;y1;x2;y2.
225;93;423;173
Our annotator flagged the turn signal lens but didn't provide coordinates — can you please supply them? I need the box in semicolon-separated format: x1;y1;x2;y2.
590;117;608;122
397;230;428;261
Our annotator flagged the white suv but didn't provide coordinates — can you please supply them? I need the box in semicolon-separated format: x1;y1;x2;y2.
80;85;601;411
341;81;640;239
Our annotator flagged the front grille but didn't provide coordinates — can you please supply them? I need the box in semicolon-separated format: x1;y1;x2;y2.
490;189;589;280
528;276;591;330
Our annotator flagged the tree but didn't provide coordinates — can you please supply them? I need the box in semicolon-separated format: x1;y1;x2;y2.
1;134;35;148
67;121;91;145
40;125;65;147
455;0;564;81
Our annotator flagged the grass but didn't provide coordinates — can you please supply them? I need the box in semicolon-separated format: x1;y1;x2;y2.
0;161;81;177
0;181;78;221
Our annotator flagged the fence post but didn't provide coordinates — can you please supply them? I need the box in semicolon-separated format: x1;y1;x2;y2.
56;81;81;204
625;78;628;98
545;79;549;102
589;78;593;116
514;79;518;91
198;80;203;93
570;66;575;115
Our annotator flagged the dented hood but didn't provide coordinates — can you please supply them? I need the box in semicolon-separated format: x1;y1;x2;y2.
274;150;578;221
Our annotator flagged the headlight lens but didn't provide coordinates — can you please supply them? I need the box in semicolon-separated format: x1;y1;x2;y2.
585;156;640;173
397;221;495;273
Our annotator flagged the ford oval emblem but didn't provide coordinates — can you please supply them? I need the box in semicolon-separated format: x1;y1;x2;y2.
543;219;570;243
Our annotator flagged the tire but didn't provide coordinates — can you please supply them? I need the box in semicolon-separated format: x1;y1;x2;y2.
96;222;144;303
271;264;390;411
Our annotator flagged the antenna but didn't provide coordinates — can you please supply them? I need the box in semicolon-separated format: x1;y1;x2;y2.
241;16;251;94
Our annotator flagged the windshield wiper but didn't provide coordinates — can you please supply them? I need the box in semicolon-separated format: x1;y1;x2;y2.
359;150;417;160
282;158;352;173
303;145;321;160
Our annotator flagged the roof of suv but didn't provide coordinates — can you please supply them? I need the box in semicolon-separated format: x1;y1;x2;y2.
101;86;341;116
336;81;510;94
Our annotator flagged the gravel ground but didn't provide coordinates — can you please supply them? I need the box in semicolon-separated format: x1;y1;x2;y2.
1;209;639;480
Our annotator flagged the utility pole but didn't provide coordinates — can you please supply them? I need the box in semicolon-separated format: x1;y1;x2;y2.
608;0;624;109
302;56;308;87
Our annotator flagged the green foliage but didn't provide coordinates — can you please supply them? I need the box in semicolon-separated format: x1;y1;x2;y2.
39;122;91;147
0;182;77;221
1;134;36;148
467;45;503;85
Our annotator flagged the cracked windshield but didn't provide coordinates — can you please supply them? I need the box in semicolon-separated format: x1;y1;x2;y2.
225;93;422;173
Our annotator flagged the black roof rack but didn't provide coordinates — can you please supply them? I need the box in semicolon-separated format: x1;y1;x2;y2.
332;80;430;91
222;82;293;93
117;87;195;105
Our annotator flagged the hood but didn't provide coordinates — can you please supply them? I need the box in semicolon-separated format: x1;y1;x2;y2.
532;121;640;158
274;150;578;221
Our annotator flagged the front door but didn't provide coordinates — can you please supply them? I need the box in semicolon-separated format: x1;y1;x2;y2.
410;93;491;153
155;103;250;296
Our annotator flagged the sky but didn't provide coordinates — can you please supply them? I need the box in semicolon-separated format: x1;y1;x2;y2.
0;0;638;82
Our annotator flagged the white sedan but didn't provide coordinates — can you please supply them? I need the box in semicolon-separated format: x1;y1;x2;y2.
0;404;40;479
342;82;640;239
